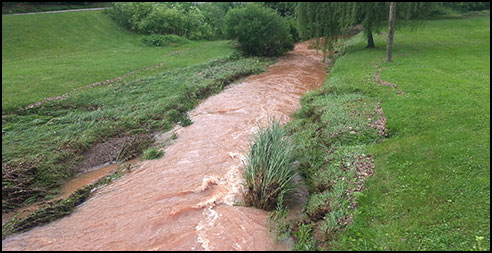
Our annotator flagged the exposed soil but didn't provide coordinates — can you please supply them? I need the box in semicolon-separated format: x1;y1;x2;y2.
369;100;388;137
77;134;153;173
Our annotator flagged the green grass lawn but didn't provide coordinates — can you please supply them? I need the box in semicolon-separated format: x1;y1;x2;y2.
287;15;490;251
2;10;235;113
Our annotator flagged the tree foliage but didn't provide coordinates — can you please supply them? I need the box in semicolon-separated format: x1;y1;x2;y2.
442;2;490;12
224;3;294;56
107;2;238;40
262;2;301;42
297;2;354;60
297;2;439;49
197;2;236;40
262;2;297;17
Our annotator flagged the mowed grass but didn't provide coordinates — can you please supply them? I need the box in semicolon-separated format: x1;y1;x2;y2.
324;16;490;250
2;10;234;113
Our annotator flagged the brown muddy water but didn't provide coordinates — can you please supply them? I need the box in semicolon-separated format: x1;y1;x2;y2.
1;41;328;251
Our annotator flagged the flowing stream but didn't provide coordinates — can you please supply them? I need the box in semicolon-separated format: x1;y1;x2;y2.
2;41;328;251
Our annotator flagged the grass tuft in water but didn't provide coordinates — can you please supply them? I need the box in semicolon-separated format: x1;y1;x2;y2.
243;120;297;211
141;147;164;160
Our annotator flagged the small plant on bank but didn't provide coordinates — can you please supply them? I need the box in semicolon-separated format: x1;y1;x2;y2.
141;147;164;160
243;120;297;211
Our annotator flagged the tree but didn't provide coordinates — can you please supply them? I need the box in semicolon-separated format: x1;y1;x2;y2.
296;2;439;57
262;2;297;17
297;2;353;61
352;2;438;48
352;2;388;48
386;2;396;62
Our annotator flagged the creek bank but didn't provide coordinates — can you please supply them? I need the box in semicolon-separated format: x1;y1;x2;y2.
279;34;389;250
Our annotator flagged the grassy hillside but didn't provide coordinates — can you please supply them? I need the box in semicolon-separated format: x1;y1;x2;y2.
2;10;234;113
287;15;490;251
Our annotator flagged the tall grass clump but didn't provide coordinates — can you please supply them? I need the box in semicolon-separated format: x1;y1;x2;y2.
141;147;164;160
243;121;297;211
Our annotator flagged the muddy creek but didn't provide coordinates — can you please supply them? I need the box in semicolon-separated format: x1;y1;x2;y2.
2;41;327;251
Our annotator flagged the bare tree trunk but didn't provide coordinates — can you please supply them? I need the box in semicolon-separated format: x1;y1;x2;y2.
322;37;328;63
366;28;375;48
386;2;396;62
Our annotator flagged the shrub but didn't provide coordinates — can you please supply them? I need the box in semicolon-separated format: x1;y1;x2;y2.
224;4;294;56
107;2;212;40
137;4;187;35
142;34;190;47
107;2;154;32
243;121;297;211
141;147;164;160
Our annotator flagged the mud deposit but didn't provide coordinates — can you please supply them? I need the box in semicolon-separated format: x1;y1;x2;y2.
2;41;328;251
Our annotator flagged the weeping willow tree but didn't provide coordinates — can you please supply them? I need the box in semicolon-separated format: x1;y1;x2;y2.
297;2;354;62
297;2;438;53
352;2;387;48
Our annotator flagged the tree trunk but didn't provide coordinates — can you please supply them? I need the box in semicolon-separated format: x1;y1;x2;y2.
366;29;375;48
386;2;396;62
322;37;328;63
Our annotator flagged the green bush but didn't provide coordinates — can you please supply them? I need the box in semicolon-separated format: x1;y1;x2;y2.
141;147;164;160
106;2;212;40
107;2;153;32
224;3;294;56
142;34;190;47
243;121;297;211
137;4;186;35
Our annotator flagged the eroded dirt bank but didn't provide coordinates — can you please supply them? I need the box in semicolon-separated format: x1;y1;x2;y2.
2;41;327;251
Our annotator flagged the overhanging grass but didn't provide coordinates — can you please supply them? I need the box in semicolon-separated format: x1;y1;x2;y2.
1;10;235;113
287;15;490;251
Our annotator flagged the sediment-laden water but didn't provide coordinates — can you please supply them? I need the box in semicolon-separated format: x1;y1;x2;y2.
2;41;327;251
